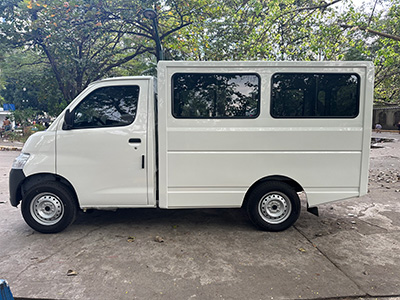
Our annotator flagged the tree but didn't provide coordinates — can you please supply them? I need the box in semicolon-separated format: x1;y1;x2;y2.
0;0;200;104
0;50;66;115
0;74;5;106
340;0;400;104
166;0;351;61
1;0;399;109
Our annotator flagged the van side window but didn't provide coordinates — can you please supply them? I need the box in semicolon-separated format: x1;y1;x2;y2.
71;86;140;129
271;73;360;118
172;73;260;118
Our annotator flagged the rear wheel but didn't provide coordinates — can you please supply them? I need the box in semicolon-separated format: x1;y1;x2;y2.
247;181;301;231
21;181;77;233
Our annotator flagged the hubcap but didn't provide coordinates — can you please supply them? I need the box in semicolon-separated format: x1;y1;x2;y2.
258;192;292;224
30;193;64;226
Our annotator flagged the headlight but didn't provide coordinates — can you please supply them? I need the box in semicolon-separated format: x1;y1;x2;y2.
12;153;30;169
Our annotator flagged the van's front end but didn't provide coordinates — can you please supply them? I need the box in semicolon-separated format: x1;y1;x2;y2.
9;76;156;233
8;126;77;234
9;128;57;209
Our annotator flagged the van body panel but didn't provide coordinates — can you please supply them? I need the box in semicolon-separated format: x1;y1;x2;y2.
55;77;155;208
358;64;375;198
21;130;56;176
167;190;245;208
166;128;363;151
166;151;362;208
305;189;360;206
167;152;362;187
157;61;374;209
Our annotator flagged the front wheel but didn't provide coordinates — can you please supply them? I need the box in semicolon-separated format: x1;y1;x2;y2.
246;181;301;231
21;182;77;233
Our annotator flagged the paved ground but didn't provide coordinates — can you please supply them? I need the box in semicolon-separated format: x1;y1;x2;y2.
0;133;399;300
0;139;23;151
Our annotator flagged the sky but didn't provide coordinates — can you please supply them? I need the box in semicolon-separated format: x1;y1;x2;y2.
350;0;388;11
334;0;388;16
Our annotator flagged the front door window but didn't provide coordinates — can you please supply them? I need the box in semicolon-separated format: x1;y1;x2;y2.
72;86;140;129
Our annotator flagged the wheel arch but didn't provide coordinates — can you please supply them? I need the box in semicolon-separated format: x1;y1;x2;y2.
242;175;304;209
18;173;79;207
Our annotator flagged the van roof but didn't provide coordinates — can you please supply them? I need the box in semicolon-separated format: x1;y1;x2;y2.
88;76;153;87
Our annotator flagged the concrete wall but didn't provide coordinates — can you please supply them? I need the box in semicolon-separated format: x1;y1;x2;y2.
372;106;400;130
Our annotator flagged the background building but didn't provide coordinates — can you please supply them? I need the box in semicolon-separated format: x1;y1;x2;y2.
372;106;400;130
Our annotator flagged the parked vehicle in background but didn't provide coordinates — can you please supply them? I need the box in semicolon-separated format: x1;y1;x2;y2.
9;61;374;233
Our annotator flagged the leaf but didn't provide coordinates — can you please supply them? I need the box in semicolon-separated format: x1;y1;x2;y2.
67;270;78;276
154;236;164;243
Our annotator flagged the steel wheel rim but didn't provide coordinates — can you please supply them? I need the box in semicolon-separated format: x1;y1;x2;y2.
30;193;64;226
258;192;292;224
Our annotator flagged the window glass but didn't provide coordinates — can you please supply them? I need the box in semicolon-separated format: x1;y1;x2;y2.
271;73;360;118
72;86;139;129
173;73;260;118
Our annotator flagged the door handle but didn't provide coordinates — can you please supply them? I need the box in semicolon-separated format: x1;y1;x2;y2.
129;138;141;143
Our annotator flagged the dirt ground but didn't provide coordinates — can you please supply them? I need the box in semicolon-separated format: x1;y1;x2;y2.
0;133;399;300
370;134;400;191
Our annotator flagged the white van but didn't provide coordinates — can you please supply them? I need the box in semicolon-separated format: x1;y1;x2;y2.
9;61;374;233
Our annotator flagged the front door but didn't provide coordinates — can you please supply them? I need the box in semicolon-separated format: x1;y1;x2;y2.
56;80;149;208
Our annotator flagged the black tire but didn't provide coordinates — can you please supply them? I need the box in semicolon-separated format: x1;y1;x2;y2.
246;181;301;231
21;181;77;233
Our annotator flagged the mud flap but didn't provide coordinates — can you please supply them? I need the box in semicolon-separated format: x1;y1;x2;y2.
307;204;319;217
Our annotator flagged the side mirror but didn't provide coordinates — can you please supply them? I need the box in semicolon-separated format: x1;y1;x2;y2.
62;109;74;130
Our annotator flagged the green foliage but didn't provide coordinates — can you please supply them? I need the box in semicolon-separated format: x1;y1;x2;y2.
11;107;39;126
0;0;399;110
0;51;66;115
0;0;199;103
1;0;149;101
33;123;46;131
166;0;354;61
339;0;400;104
0;75;5;106
373;2;400;103
0;0;202;115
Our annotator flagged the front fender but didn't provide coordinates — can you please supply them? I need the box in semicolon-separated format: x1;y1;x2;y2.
9;169;26;207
